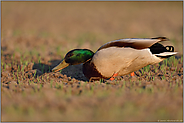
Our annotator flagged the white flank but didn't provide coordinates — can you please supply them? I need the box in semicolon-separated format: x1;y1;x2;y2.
155;52;178;56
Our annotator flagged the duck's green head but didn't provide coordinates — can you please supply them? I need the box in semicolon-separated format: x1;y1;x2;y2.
52;49;94;72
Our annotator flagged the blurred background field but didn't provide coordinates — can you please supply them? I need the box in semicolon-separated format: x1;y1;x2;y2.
1;1;183;122
2;1;183;55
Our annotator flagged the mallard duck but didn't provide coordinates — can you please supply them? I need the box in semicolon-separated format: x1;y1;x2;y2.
52;37;177;80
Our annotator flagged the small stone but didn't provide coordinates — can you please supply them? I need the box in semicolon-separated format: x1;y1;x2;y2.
109;81;116;85
146;84;153;89
63;74;68;79
95;81;101;84
79;81;85;85
54;73;60;77
101;83;106;87
1;71;10;77
42;83;50;89
180;68;183;72
71;78;77;83
3;81;10;84
85;83;91;89
131;76;137;81
170;67;176;71
59;74;64;78
15;52;21;59
172;77;177;81
9;80;17;89
5;65;11;71
27;63;34;70
12;65;18;70
68;77;72;81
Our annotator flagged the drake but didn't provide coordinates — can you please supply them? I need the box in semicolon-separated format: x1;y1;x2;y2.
52;37;177;81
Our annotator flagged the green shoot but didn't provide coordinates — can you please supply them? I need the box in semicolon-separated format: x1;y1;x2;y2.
100;78;104;84
17;72;19;80
174;66;177;73
4;64;6;70
39;84;43;90
17;65;20;72
37;76;40;83
33;71;37;77
50;80;53;88
48;66;51;72
12;71;15;80
47;74;49;81
21;65;24;72
41;64;44;73
141;69;144;75
162;75;166;80
165;59;168;67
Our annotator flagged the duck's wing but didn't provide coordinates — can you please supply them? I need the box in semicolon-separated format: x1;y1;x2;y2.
97;37;169;51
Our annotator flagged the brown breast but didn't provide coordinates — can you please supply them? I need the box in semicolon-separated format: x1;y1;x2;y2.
82;59;108;80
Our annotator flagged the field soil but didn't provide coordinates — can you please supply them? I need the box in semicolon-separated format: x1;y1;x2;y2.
1;1;183;122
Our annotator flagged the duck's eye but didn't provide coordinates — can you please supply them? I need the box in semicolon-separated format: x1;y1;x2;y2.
66;53;74;57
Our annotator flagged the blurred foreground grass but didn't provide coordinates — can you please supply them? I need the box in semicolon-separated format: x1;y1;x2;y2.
2;78;183;122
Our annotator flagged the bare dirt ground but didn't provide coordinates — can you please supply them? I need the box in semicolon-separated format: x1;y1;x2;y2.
1;1;183;122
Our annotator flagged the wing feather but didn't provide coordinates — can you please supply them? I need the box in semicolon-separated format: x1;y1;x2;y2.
97;37;169;51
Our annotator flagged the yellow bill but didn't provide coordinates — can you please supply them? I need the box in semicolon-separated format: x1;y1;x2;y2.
52;60;69;72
